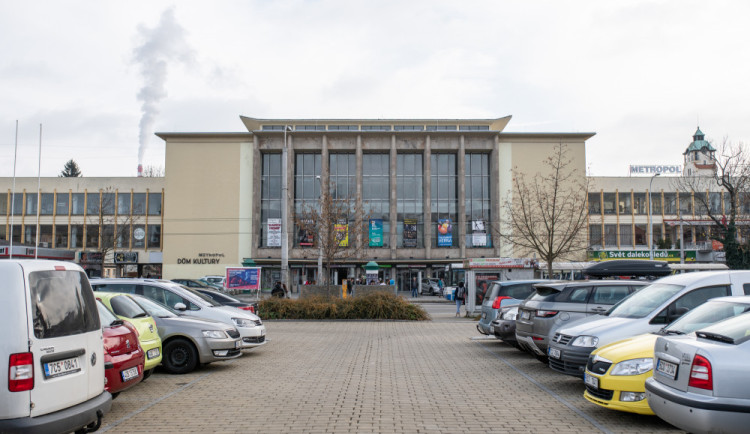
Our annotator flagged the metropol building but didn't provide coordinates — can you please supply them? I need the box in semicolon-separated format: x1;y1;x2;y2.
0;116;728;291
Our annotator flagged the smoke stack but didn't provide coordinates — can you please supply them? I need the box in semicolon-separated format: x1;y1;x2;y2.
138;164;143;177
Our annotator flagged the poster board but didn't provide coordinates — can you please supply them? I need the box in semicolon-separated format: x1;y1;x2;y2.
226;267;261;293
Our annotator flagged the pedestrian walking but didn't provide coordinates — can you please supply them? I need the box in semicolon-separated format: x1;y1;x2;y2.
437;277;444;295
411;278;418;298
455;281;465;317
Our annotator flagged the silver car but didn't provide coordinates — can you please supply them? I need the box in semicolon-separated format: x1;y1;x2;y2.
477;280;547;335
646;313;750;434
515;281;646;358
131;295;243;374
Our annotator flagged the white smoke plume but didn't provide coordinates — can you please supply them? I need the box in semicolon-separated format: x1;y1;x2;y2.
133;8;194;166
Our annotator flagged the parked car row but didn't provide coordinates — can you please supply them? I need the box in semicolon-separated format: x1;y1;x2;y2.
0;260;267;434
485;271;750;434
171;276;238;295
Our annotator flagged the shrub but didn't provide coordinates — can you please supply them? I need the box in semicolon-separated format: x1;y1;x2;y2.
257;291;429;320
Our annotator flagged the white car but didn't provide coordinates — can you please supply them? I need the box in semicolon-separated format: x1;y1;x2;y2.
91;278;266;349
0;260;111;433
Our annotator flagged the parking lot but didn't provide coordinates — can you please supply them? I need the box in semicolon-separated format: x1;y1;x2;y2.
99;302;680;433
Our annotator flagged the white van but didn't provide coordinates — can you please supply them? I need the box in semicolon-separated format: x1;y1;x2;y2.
0;260;111;433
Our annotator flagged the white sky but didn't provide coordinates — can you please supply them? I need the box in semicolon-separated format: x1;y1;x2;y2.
2;1;750;177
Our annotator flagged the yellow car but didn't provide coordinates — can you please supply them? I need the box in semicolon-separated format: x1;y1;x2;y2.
583;296;750;415
95;292;163;376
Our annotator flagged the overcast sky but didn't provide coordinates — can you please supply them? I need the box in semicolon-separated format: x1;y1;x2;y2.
2;1;749;178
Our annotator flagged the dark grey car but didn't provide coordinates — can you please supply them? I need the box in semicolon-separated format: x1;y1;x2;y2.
477;280;548;335
515;281;646;358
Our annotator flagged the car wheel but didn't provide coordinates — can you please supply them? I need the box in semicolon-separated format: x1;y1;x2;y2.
111;392;120;400
163;338;199;375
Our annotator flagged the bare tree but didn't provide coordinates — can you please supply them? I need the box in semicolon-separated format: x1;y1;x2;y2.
295;188;371;286
674;138;750;269
494;143;589;277
87;188;142;276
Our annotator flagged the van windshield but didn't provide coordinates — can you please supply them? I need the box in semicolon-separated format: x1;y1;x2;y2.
607;283;684;319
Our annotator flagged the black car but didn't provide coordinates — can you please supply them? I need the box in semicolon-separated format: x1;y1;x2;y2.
194;288;257;314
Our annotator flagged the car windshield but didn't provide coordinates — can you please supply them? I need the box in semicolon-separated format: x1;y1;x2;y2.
607;283;684;319
202;290;240;303
695;312;750;345
110;294;150;319
96;300;120;326
664;300;750;335
133;295;179;318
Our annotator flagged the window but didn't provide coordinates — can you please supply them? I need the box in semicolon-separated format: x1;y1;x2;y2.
261;153;282;247
566;287;591;303
652;285;731;324
361;125;391;131
397;154;423;248
70;225;83;248
24;225;35;244
38;225;53;247
458;125;490;131
101;193;115;215
663;193;677;215
634;224;647;246
93;283;136;294
327;125;359;131
619;224;633;247
588;193;601;214
394;125;424;131
465;153;491;248
604;224;617;247
147;224;161;248
709;192;722;214
0;193;6;215
29;270;99;339
363;154;390;247
618;192;632;215
431;154;457;247
40;193;54;215
118;193;131;215
26;194;37;215
602;193;616;214
589;224;602;248
132;193;147;215
650;192;662;215
101;225;114;248
744;283;750;296
295;125;325;131
261;125;285;131
426;125;457;131
147;192;162;216
56;192;70;215
329;153;355;200
633;193;647;215
110;294;148;318
11;193;23;215
293;153;322;248
85;225;99;248
86;192;100;215
55;225;68;248
133;224;145;248
678;192;693;216
591;286;631;305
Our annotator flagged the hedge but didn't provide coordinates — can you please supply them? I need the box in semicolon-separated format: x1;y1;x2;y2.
258;291;429;320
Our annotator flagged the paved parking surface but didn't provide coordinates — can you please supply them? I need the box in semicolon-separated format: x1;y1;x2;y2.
99;304;681;433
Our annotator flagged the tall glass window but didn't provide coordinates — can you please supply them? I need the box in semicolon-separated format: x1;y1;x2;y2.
633;193;647;215
294;153;322;247
618;192;632;215
55;224;69;248
56;192;70;215
663;193;677;215
86;192;100;215
132;193;147;215
101;193;115;215
465;153;491;248
147;192;162;216
85;225;99;248
26;194;37;215
261;153;282;247
678;192;693;216
397;154;423;248
604;224;617;247
70;225;83;248
12;194;23;215
709;192;722;214
602;193;616;214
650;192;662;215
40;193;54;215
589;224;602;248
431;154;457;247
588;192;601;214
329;153;356;247
147;225;161;248
118;193;131;215
634;224;647;246
0;193;6;215
363;154;390;248
619;224;633;247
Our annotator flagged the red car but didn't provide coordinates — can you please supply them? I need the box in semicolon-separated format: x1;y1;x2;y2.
96;300;145;397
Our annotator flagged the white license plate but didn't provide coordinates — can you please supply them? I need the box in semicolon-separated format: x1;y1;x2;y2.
147;348;160;359
44;356;81;379
584;372;599;389
235;340;241;349
548;347;561;359
121;366;139;382
520;310;531;320
656;359;678;379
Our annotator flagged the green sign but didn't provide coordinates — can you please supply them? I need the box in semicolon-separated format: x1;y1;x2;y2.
588;250;696;262
369;219;383;247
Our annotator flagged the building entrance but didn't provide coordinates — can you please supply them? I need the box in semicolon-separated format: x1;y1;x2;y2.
396;269;423;295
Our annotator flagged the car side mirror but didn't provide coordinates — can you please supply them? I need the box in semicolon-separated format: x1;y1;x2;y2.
174;302;187;311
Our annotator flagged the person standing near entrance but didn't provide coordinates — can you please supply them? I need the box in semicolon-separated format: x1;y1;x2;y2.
411;277;418;298
455;281;465;317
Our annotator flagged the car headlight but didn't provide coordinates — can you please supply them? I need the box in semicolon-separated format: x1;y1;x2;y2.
232;317;255;327
571;335;599;347
610;358;653;376
202;330;228;339
501;308;518;321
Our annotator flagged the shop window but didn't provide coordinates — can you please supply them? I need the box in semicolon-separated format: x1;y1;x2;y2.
86;225;99;248
70;225;83;248
55;225;69;248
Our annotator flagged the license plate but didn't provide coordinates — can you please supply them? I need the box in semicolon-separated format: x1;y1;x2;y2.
490;326;495;333
584;372;599;389
482;312;487;319
235;340;241;349
548;347;561;359
520;310;530;320
656;359;678;379
121;366;139;382
44;356;81;379
147;348;160;359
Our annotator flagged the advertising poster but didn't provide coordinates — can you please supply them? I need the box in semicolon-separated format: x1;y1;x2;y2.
369;219;383;247
472;219;486;247
437;218;452;247
267;218;281;247
474;272;500;305
403;218;418;248
335;220;349;247
226;267;261;291
297;219;315;246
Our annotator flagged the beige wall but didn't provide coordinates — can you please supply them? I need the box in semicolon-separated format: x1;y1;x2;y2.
162;135;254;279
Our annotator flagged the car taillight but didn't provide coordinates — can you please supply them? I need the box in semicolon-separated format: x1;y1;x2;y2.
536;310;559;318
239;306;254;311
9;352;34;392
688;354;713;390
492;296;512;310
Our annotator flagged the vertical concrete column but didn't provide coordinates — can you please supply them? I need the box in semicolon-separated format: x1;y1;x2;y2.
285;134;295;259
424;136;432;258
321;135;329;197
492;135;501;257
251;135;261;259
390;136;397;259
356;135;363;251
458;135;466;258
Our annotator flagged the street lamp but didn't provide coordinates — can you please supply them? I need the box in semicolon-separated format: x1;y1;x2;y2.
281;125;292;297
648;173;660;260
316;175;323;283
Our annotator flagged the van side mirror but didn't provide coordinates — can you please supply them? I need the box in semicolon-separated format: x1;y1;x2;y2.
174;302;187;311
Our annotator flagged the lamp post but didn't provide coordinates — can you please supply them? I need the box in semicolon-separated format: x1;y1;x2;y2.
648;173;660;260
315;175;323;283
281;125;292;297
